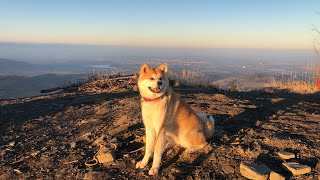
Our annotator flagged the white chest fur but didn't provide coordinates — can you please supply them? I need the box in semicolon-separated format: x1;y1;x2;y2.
141;98;167;135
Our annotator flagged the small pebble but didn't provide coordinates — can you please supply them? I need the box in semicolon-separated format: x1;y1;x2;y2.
9;141;15;147
70;142;76;148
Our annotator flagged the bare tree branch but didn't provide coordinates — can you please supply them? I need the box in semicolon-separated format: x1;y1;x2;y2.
313;24;320;34
312;23;320;55
313;39;319;54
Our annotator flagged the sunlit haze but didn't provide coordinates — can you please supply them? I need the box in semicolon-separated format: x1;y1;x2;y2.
1;0;319;49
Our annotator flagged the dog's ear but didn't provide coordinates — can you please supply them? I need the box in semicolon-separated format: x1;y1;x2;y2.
157;63;168;73
140;64;150;74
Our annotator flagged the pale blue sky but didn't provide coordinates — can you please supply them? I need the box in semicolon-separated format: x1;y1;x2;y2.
0;0;319;49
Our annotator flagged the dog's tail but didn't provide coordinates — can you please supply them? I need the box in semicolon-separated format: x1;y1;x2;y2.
198;112;215;139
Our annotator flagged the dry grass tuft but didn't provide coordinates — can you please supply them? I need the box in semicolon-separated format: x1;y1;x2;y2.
270;80;319;94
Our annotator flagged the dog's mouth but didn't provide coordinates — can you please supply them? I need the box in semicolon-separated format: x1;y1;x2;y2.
148;87;161;93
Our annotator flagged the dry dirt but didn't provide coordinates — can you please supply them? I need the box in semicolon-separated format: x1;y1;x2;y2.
0;82;319;179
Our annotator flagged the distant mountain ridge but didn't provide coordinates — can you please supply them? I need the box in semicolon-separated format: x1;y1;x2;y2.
0;73;85;99
0;58;38;75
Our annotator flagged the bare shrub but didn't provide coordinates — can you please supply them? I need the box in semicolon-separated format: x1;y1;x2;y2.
79;71;138;93
167;69;210;87
228;82;238;92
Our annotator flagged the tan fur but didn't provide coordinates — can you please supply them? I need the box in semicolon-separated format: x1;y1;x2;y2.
136;63;214;175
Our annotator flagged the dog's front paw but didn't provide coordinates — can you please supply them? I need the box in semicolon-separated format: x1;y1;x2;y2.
136;161;147;169
148;166;159;175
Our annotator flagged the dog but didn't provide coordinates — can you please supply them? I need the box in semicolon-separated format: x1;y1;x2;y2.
135;63;215;175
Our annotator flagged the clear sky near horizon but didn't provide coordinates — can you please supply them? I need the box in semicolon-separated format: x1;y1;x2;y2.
0;0;319;49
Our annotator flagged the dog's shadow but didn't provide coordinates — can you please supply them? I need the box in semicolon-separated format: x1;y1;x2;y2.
159;144;217;178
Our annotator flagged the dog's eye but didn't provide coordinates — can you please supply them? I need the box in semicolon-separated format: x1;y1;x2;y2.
150;78;154;80
159;78;162;80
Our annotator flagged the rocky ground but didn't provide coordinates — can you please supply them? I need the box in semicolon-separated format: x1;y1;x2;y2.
0;79;319;179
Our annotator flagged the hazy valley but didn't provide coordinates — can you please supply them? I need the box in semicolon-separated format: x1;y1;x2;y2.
0;45;316;99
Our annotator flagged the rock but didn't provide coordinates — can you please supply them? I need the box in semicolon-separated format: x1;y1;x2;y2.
221;134;230;142
70;142;77;148
240;162;270;180
30;150;40;157
231;141;240;145
80;132;92;140
9;141;15;147
282;162;311;175
246;128;255;135
168;173;175;179
255;120;262;127
269;171;285;180
231;137;241;145
93;136;106;146
108;125;129;136
277;151;295;159
171;167;181;173
13;169;23;174
83;171;100;180
222;165;235;174
96;151;115;163
123;154;129;158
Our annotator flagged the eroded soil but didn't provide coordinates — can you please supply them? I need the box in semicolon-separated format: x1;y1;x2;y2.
0;86;319;179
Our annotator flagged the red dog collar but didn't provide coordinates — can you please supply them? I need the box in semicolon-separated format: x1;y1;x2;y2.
141;95;165;102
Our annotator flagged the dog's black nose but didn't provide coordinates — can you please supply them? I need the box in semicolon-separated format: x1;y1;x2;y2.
157;81;162;86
